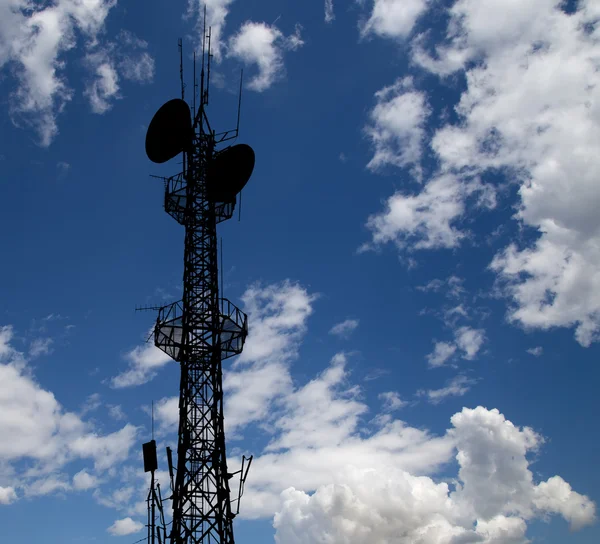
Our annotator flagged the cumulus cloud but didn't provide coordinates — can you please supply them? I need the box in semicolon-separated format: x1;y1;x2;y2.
73;469;99;491
228;22;304;92
419;375;476;404
153;281;317;437
365;77;431;180
413;0;600;346
107;517;144;536
0;325;139;497
361;0;430;40
329;318;359;338
363;1;600;345
223;281;316;434
362;174;494;252
526;346;543;357
110;340;172;388
272;407;595;542
236;353;455;519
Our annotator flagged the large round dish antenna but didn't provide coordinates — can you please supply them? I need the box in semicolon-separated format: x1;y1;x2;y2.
145;99;192;164
206;144;255;203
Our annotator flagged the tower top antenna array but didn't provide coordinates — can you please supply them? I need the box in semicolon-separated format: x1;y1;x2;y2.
141;25;255;544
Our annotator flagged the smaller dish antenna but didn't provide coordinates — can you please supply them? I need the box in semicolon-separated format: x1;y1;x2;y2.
206;144;255;203
146;99;193;164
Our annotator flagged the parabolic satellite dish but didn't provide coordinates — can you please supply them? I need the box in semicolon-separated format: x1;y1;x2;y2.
145;99;193;164
206;144;255;203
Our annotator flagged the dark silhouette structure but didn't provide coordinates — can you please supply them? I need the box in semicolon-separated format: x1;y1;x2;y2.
141;27;254;544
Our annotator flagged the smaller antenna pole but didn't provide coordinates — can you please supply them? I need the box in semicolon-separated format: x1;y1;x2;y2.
193;50;197;122
206;26;212;105
179;39;184;100
201;5;206;106
236;69;244;136
151;400;154;441
220;238;224;298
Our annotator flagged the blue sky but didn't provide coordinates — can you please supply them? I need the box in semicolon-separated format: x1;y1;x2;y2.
0;0;599;542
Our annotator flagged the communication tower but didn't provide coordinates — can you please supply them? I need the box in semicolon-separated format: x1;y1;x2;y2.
141;24;254;544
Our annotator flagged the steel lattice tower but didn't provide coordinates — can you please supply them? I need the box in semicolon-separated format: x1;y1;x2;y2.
143;34;253;544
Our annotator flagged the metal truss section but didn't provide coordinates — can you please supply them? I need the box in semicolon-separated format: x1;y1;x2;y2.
218;298;247;360
154;299;247;363
164;171;237;226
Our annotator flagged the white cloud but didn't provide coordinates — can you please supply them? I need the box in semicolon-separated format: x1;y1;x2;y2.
107;404;126;421
0;2;154;144
419;375;476;404
84;52;120;114
223;281;316;435
237;353;455;519
272;406;595;542
361;0;430;40
0;486;17;505
24;476;70;497
110;340;172;388
329;318;359;338
107;517;144;536
153;281;317;438
29;337;53;358
186;0;235;60
325;0;335;23
81;392;102;415
69;424;139;471
527;346;543;357
228;22;304;92
379;391;407;411
411;0;600;346
0;324;140;493
0;0;118;145
455;326;485;360
116;31;154;83
418;276;465;299
365;77;430;180
73;469;99;491
362;174;493;252
427;341;457;367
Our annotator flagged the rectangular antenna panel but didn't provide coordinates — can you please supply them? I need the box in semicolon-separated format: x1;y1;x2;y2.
143;440;158;473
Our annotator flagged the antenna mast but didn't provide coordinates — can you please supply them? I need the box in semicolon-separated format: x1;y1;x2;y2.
141;15;255;544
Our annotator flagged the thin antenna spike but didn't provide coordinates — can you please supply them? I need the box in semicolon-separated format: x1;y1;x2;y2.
179;38;184;100
193;50;197;123
220;237;223;298
236;69;244;136
206;26;212;105
152;400;154;441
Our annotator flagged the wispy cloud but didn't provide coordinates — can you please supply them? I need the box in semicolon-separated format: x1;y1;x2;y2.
324;0;335;23
0;1;153;145
418;375;477;404
110;339;172;389
329;318;359;338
